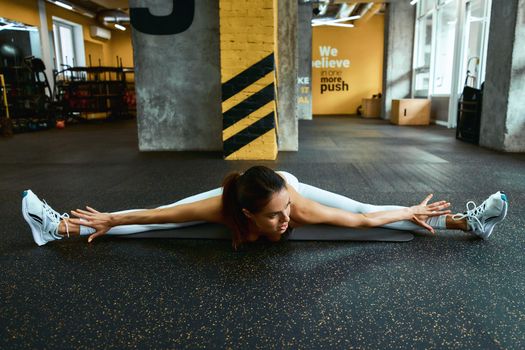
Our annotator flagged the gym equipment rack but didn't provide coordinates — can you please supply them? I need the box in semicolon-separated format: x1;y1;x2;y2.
0;57;53;133
54;66;135;121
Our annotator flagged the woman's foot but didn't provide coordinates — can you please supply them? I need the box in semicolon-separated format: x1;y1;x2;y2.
453;191;508;239
21;190;70;246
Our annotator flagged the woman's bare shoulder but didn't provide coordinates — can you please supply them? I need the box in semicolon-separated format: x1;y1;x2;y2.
286;183;331;225
286;183;310;217
185;195;226;224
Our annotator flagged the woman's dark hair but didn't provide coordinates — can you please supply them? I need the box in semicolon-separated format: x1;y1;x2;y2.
222;166;286;250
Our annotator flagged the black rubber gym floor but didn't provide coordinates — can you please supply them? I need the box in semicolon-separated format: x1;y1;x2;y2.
1;116;524;349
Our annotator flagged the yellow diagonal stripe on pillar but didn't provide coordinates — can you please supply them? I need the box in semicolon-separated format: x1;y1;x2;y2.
225;129;277;160
222;101;274;141
221;72;275;114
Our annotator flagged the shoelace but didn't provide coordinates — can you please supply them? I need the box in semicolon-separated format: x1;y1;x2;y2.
452;200;486;231
42;200;70;239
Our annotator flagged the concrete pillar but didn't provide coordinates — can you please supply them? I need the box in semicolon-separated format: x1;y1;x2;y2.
130;0;222;151
381;1;415;120
480;0;525;152
297;2;312;120
276;0;299;151
37;0;54;93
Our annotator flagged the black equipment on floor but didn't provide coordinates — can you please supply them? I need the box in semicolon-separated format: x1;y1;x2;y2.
456;73;483;145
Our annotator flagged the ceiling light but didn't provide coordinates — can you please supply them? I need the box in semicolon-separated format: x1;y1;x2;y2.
0;23;15;32
312;15;360;24
323;23;355;28
114;23;126;31
312;22;355;28
311;15;361;27
54;1;73;10
410;0;419;5
333;15;361;22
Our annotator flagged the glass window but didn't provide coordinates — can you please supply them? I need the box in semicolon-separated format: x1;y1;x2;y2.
59;25;75;66
433;0;457;94
416;14;433;69
462;0;488;88
0;19;41;63
53;21;76;70
419;0;436;16
414;14;433;96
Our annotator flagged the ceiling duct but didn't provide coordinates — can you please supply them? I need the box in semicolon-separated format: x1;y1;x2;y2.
96;9;130;29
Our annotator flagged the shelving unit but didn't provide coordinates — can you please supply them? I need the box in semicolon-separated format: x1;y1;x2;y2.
54;66;136;121
0;63;52;132
0;74;13;136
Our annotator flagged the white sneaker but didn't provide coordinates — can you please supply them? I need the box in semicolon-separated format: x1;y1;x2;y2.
453;191;508;239
22;190;70;246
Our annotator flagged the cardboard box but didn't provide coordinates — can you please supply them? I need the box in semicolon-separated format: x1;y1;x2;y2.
362;98;381;118
391;98;431;125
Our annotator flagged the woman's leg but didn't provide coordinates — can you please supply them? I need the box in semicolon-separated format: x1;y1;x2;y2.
297;182;425;231
62;188;224;236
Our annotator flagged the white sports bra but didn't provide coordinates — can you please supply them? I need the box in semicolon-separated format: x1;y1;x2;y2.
275;171;299;191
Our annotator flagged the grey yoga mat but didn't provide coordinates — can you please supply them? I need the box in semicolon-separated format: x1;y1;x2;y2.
120;223;414;242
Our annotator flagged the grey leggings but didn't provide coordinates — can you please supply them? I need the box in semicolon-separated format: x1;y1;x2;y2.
94;171;421;236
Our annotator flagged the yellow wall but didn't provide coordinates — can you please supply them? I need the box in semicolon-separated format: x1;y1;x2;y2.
109;29;134;68
312;15;384;115
83;41;104;66
0;0;133;68
0;0;40;27
44;2;133;68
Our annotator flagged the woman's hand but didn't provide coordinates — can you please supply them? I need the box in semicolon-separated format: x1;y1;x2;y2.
408;194;451;234
68;206;114;243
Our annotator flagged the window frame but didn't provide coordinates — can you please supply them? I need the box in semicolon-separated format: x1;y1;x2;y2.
51;17;86;71
413;0;461;98
412;1;437;98
431;0;459;97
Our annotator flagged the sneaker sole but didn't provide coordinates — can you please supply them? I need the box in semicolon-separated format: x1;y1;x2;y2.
21;191;46;246
482;199;508;239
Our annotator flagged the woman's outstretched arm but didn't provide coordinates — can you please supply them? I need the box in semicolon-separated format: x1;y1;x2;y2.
288;185;450;233
69;195;224;242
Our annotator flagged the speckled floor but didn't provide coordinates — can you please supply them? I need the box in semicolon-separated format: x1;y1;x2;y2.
1;116;524;349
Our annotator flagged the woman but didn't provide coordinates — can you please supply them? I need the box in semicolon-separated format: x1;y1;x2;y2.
22;166;508;250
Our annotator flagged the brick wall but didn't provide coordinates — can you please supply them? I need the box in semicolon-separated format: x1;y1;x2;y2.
219;0;278;160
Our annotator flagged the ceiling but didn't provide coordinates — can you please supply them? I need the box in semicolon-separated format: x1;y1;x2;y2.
51;0;130;27
65;0;129;12
60;1;386;27
89;0;129;9
311;1;385;25
63;0;388;15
